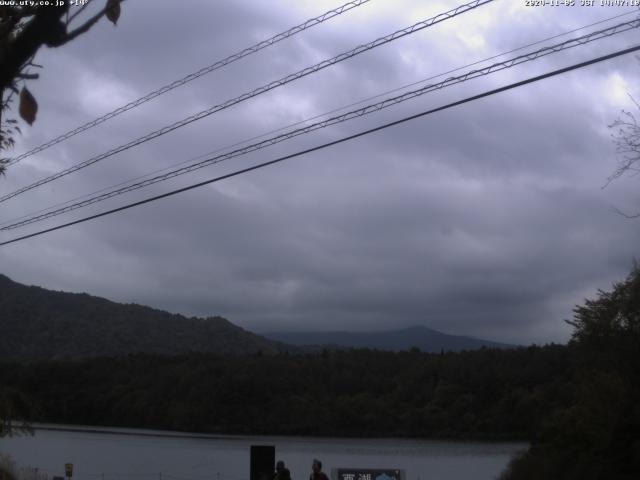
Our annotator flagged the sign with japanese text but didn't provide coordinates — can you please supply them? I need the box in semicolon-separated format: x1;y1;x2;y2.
334;469;404;480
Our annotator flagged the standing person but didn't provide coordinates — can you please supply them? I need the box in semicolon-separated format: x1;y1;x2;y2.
309;459;329;480
274;460;292;480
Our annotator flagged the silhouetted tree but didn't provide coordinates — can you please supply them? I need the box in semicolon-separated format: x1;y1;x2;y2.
501;264;640;480
0;387;36;437
608;98;640;218
0;0;123;174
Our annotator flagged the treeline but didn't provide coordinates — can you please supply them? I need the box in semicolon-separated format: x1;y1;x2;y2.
500;266;640;480
0;345;571;439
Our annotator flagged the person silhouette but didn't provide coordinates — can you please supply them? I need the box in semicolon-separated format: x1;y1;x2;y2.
309;459;329;480
274;460;292;480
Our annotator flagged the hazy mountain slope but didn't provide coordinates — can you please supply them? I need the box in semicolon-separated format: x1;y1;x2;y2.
264;325;514;352
0;274;282;362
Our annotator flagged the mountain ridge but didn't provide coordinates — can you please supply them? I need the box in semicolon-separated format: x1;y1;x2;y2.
264;325;515;352
0;274;514;362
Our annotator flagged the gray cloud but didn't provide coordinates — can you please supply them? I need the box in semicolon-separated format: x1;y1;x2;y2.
1;0;640;345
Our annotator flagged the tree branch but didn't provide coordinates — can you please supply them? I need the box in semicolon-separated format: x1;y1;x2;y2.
0;5;68;90
62;6;110;44
16;72;39;80
611;204;640;219
66;2;91;26
63;0;124;43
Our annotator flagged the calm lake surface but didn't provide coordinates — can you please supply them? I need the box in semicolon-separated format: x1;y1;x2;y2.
0;425;527;480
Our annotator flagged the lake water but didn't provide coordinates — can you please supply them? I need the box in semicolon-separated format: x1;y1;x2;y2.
0;425;526;480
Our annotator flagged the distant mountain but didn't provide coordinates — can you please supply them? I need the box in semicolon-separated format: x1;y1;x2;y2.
0;274;284;362
264;325;515;352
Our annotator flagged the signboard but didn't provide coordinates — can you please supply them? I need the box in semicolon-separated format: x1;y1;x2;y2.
64;464;73;478
334;469;404;480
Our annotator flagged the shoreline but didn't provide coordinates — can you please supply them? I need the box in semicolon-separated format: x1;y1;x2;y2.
29;423;529;445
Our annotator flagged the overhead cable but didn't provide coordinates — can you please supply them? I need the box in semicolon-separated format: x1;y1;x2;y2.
4;7;631;230
3;18;638;231
0;0;494;204
2;43;639;247
5;0;373;166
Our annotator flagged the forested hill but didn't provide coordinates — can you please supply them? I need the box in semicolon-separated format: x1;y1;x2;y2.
0;274;283;362
265;325;514;352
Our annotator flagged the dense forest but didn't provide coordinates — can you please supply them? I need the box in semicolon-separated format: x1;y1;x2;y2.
0;344;570;439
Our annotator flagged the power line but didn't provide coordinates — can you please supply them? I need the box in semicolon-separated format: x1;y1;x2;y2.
5;0;373;166
3;9;633;230
2;43;638;247
0;0;494;205
4;17;634;229
3;17;638;231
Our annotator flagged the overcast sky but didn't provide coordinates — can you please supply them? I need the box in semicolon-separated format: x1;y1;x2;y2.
1;0;639;344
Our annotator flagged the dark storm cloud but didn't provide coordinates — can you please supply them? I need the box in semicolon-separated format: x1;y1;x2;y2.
1;0;640;344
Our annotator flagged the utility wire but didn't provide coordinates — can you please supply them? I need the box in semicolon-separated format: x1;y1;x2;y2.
3;18;638;231
0;0;494;204
2;9;633;230
1;43;638;247
5;0;372;166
